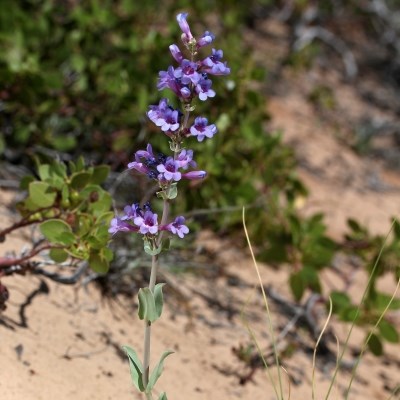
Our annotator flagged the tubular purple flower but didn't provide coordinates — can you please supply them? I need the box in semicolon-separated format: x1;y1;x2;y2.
190;117;217;142
147;99;180;132
182;170;207;180
197;31;215;48
121;204;140;221
195;77;216;101
176;149;196;169
109;217;138;235
158;67;182;96
177;13;194;43
127;161;149;175
202;49;231;75
179;60;200;85
157;158;182;181
169;44;183;63
164;216;189;238
134;210;159;235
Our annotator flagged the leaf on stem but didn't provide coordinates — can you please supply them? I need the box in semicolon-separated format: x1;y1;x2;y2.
158;392;168;400
122;345;145;392
147;350;174;392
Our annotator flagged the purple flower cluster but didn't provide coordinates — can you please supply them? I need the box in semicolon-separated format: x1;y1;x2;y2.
127;144;206;185
109;203;189;239
109;13;230;243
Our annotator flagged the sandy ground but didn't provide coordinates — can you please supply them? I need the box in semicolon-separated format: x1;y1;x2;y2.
2;19;400;400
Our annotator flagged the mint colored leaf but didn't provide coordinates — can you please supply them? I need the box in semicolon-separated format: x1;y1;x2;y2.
367;333;383;356
144;242;162;256
49;248;68;263
147;350;174;392
57;231;76;246
138;287;159;322
378;320;399;343
71;171;91;190
29;182;56;208
40;219;72;244
166;183;178;200
158;392;168;400
88;252;109;274
154;283;165;320
122;346;145;393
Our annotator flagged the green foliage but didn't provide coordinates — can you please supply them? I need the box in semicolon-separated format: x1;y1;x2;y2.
138;283;165;323
147;350;174;392
18;158;112;273
122;345;145;393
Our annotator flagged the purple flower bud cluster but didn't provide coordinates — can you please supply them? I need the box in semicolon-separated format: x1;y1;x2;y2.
109;13;230;244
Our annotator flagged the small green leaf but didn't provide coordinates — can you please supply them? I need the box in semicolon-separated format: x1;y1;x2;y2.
20;175;35;190
49;248;68;263
138;287;158;322
38;164;51;181
144;242;162;256
88;252;109;274
367;333;383;356
330;291;351;313
90;165;110;184
40;219;72;244
29;182;56;208
122;346;145;393
154;283;165;320
166;183;178;200
147;350;174;392
378;320;399;343
158;392;168;400
70;172;91;190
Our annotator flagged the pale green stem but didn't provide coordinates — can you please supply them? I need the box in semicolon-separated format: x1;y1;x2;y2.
142;199;170;392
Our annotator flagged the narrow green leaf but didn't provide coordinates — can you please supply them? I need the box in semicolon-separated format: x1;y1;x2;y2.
122;346;145;393
29;182;56;208
154;283;166;320
367;333;383;356
40;219;72;244
158;392;168;400
147;350;174;392
378;320;399;343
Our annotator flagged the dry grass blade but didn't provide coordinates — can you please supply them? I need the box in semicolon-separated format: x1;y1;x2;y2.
312;296;333;400
242;207;284;400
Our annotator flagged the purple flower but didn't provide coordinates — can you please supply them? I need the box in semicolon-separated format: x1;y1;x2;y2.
127;161;150;175
121;203;140;221
147;98;180;132
169;44;183;63
197;31;215;48
178;60;200;85
177;13;194;44
164;216;189;238
202;49;231;76
157;157;182;181
134;210;159;235
109;217;138;235
176;149;196;169
190;117;217;142
195;77;216;101
182;170;207;180
158;67;191;100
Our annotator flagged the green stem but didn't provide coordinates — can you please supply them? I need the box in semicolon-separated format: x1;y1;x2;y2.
142;198;170;392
